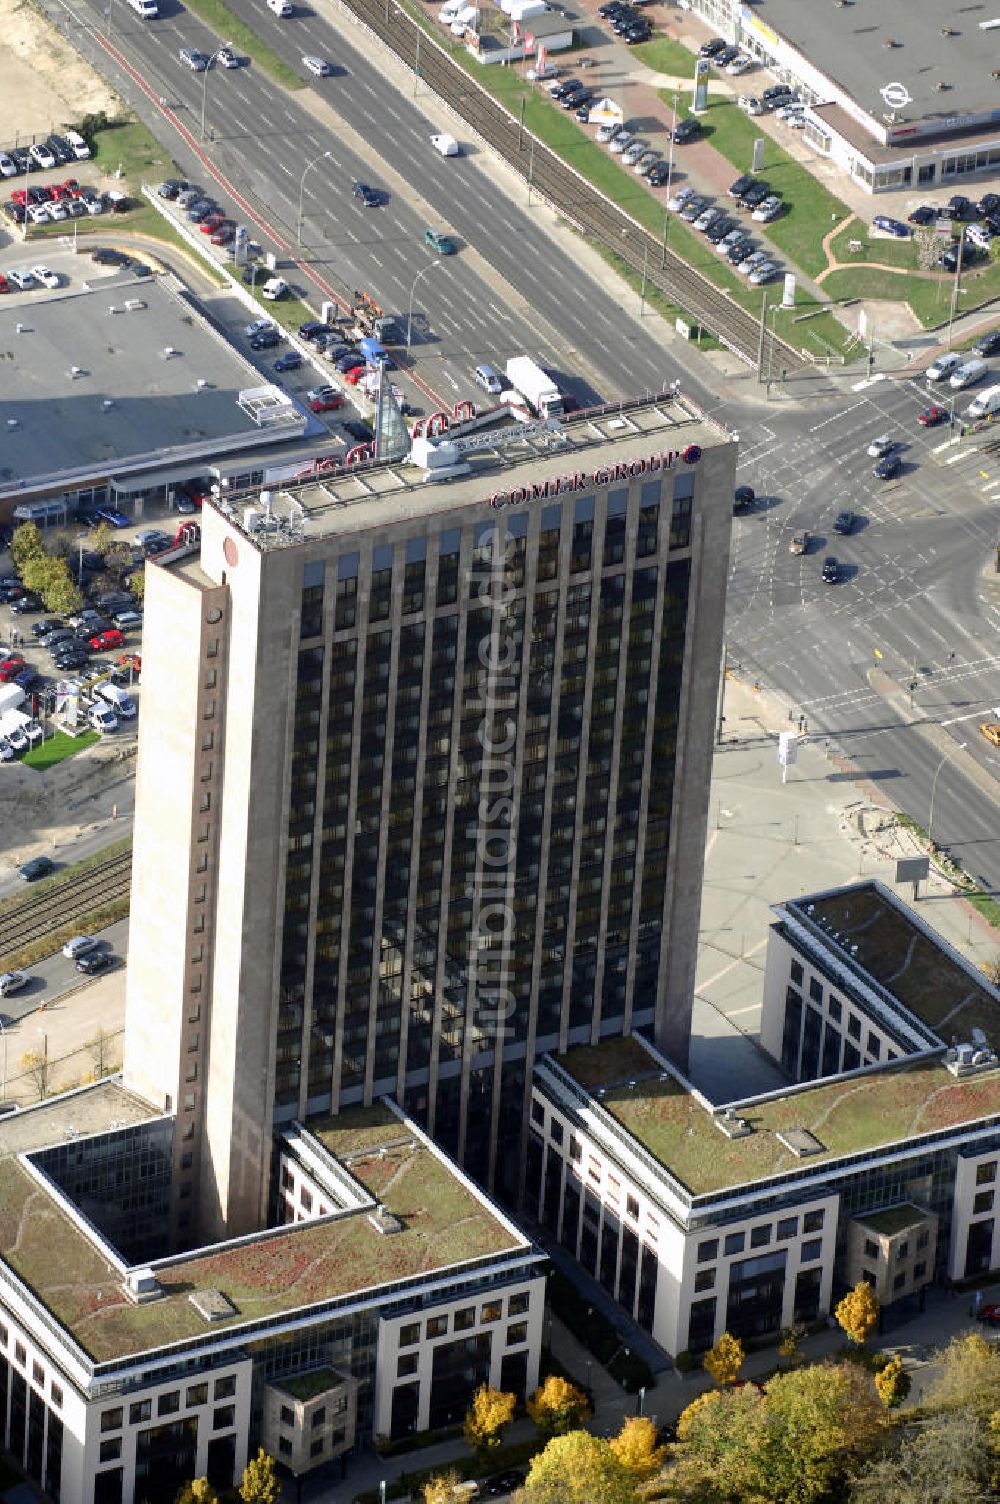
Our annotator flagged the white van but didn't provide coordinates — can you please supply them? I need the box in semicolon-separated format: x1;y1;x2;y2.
62;935;99;961
88;703;119;733
267;0;293;15
95;683;137;719
430;133;460;157
925;351;962;383
965;383;1000;420
450;6;477;33
949;357;987;390
261;277;288;300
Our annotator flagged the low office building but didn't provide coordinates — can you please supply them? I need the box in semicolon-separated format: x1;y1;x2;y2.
0;1085;543;1504
528;882;1000;1358
688;0;1000;194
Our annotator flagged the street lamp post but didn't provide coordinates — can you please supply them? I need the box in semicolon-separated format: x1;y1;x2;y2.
946;226;966;350
297;149;333;247
201;44;234;141
928;742;967;846
406;259;443;350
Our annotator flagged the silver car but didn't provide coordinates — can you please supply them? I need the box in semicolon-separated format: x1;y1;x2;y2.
0;971;28;997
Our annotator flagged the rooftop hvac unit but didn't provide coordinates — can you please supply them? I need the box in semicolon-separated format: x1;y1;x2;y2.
70;366;84;379
6;419;17;429
14;323;26;334
162;346;179;358
102;399;115;411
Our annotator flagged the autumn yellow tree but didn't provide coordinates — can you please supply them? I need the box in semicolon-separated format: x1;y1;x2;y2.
176;1480;218;1504
668;1362;884;1504
463;1384;516;1459
520;1430;637;1504
240;1449;281;1504
703;1331;745;1386
609;1416;666;1480
874;1354;911;1410
423;1469;461;1504
835;1281;880;1346
526;1374;590;1436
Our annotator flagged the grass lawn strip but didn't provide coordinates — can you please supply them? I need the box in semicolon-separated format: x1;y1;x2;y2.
22;730;100;771
660;89;850;278
631;36;699;77
175;0;304;89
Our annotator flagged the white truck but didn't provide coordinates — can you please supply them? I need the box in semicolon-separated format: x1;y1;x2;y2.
127;0;159;16
430;133;460;157
505;356;564;420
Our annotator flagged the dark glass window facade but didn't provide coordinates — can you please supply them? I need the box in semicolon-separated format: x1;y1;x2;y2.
275;482;699;1179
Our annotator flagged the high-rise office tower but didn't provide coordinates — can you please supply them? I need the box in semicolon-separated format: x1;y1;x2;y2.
123;399;735;1242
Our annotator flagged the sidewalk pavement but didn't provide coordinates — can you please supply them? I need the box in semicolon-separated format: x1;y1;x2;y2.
689;670;998;1104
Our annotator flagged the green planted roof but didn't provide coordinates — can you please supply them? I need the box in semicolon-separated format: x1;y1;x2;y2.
557;1044;1000;1197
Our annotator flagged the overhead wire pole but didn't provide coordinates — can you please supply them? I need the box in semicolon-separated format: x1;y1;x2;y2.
660;93;678;268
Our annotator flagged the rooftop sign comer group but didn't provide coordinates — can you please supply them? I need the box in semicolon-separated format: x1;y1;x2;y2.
487;445;702;510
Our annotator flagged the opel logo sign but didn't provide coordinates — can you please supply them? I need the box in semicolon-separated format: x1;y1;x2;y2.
880;81;911;110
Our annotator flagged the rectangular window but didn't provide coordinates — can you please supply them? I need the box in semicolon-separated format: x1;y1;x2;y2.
280;1405;294;1426
626;1194;639;1220
508;1293;530;1316
214;1376;237;1400
978;1162;997;1185
101;1408;123;1433
399;1323;420;1347
694;1269;715;1292
278;1438;292;1458
847;1014;861;1041
917;1231;929;1250
186;1385;208;1408
454;1307;476;1331
697;1239;719;1263
397;1353;418;1377
100;1439;122;1463
800;1239;822;1262
213;1406;235;1431
914;1261;926;1279
975;1191;995;1215
51;1382;62;1408
32;1361;43;1386
750;1224;771;1249
803;1210;825;1234
828;995;842;1023
15;1343;25;1367
808;977;823;1003
312;1409;325;1428
777;1217;798;1240
531;1100;545;1126
864;1239;879;1260
893;1272;906;1291
506;1322;528;1345
130;1401;151;1425
481;1301;502;1323
550;1120;564;1146
724;1232;745;1256
158;1392;180;1417
426;1316;448;1339
790;960;803;984
310;1439;325;1458
896;1242;909;1261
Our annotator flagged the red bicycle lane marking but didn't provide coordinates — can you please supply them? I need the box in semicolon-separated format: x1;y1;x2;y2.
96;33;449;409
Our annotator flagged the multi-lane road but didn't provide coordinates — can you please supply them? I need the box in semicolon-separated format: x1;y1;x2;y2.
47;0;716;406
729;377;1000;891
28;0;1000;892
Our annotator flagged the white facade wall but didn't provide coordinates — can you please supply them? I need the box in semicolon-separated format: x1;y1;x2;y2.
374;1280;544;1435
950;1146;1000;1281
530;1087;839;1355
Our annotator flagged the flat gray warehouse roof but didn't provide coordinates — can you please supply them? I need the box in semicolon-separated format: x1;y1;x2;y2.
753;0;1000;127
0;273;305;500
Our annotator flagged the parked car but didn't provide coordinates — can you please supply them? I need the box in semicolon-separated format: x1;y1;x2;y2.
424;228;456;254
62;935;99;961
872;214;909;238
733;485;755;513
918;404;948;427
18;856;53;882
822;556;839;583
76;950;116;976
274;352;303;373
307;386;345;412
789;530;810;555
0;970;29;996
873;453;902;480
833;510;856;534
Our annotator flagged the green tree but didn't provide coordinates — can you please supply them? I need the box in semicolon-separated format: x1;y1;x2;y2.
851;1408;991;1503
176;1480;218;1504
521;1430;637;1504
926;1331;1000;1415
42;562;83;617
668;1362;884;1504
131;565;146;602
464;1383;516;1459
11;522;46;571
239;1449;281;1504
874;1354;910;1410
89;521;114;558
609;1416;666;1480
835;1280;880;1346
526;1375;591;1437
703;1331;745;1386
20;554;58;599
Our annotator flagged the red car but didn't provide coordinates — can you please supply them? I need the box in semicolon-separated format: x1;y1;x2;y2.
343;364;368;386
307;386;344;412
199;215;225;234
60;179;80;197
0;276;10;295
0;657;26;683
116;652;141;675
918;404;948;427
11;189;28;205
88;629;125;652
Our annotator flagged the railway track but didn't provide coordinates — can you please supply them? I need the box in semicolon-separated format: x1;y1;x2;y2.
342;0;811;373
0;850;132;960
